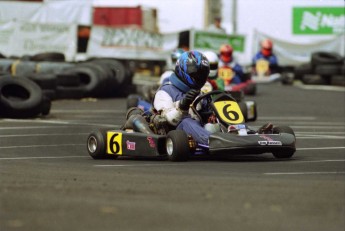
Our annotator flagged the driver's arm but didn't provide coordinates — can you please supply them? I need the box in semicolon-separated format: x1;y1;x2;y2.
153;90;185;126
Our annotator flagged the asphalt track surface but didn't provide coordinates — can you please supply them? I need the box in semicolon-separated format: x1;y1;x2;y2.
1;82;344;231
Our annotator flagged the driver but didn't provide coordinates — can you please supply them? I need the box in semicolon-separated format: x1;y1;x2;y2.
218;44;245;86
252;38;279;74
153;50;212;145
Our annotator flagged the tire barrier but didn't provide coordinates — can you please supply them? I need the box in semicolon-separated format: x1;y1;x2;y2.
36;61;75;74
30;52;66;62
1;55;134;97
0;76;50;118
0;54;135;118
294;51;344;85
55;59;130;98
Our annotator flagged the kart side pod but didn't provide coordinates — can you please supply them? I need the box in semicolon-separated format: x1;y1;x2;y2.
208;132;296;157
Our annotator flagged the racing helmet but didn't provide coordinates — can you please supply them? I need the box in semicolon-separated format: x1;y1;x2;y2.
261;39;273;57
175;50;210;90
219;44;233;63
203;51;219;79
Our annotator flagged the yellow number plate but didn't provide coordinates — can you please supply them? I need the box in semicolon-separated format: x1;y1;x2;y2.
256;59;269;76
218;67;234;81
213;100;244;124
107;131;122;155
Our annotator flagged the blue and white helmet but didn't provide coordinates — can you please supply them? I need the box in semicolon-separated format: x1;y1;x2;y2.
175;51;210;90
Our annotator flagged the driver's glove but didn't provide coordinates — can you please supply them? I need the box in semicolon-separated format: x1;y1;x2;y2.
179;89;200;111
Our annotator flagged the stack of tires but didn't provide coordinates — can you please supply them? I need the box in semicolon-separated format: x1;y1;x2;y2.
0;52;134;119
56;58;131;99
294;51;345;85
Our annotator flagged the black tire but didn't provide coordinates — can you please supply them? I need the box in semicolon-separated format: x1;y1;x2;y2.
31;52;65;62
57;73;81;87
294;63;314;80
0;76;43;118
314;64;340;76
87;128;118;159
36;61;74;74
56;65;104;97
126;94;141;109
11;61;36;76
311;52;343;66
166;130;190;162
272;126;296;159
301;74;328;85
42;89;57;100
244;82;256;95
41;96;51;116
0;59;13;74
26;73;57;90
56;86;85;99
281;72;295;85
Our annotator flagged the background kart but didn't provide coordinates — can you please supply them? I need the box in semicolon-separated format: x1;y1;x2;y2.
87;90;296;161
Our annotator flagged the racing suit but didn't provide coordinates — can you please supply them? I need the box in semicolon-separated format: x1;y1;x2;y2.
252;52;279;74
218;59;244;86
153;73;211;145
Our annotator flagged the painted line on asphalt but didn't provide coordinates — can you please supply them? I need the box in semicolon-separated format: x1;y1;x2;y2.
264;172;345;175
94;164;185;167
0;156;88;160
0;119;119;128
297;147;345;151
294;159;345;163
258;116;316;120
51;109;125;113
296;84;345;92
296;135;345;139
0;144;84;149
0;133;88;138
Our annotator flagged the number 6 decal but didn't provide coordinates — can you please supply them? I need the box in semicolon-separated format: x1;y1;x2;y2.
213;101;244;124
107;132;122;155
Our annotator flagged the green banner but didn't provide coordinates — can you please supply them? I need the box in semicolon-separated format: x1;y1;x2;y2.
293;7;345;35
193;31;245;52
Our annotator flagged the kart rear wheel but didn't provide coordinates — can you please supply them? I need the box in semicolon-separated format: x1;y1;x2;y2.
166;130;190;162
87;128;118;159
272;126;296;159
126;94;140;109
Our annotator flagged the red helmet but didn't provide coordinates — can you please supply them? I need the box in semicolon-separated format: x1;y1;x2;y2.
261;39;273;57
219;44;233;63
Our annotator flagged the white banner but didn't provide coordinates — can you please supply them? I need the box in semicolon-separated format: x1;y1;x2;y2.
253;30;345;66
0;21;77;61
87;26;178;60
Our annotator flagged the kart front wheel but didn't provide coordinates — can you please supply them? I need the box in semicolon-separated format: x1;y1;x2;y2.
166;130;190;162
272;126;296;159
87;128;118;159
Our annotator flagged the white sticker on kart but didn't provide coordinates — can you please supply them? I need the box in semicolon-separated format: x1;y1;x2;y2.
258;141;282;146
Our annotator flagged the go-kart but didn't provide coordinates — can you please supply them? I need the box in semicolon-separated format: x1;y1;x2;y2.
87;90;296;161
218;66;257;95
251;59;282;83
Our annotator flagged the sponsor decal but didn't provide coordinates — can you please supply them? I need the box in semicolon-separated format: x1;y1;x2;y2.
258;141;282;146
126;140;136;150
147;137;156;148
259;135;282;145
293;7;345;34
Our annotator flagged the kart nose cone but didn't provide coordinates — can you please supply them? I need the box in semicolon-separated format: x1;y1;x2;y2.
87;136;97;153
